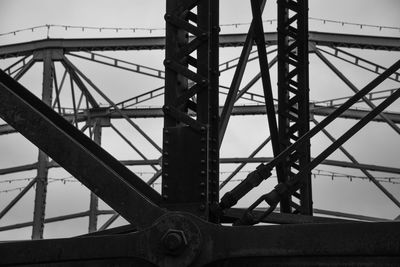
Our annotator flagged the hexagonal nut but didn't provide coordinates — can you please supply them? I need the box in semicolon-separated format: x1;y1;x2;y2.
161;229;188;255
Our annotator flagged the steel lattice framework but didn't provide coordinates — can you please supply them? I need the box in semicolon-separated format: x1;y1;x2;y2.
0;0;399;265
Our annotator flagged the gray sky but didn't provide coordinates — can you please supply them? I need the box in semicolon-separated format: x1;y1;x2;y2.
0;0;400;240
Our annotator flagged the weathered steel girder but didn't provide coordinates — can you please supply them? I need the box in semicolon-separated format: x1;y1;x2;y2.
0;212;399;266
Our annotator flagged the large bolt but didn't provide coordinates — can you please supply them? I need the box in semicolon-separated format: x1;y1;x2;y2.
162;229;187;255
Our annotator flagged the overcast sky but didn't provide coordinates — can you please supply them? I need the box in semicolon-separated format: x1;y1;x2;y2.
0;0;399;240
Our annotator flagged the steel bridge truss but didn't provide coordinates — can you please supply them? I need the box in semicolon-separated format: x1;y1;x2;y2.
0;0;400;265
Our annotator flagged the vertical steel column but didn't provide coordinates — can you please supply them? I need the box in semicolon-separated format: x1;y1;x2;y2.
32;51;53;239
163;0;219;221
88;120;101;233
206;0;220;223
277;0;312;214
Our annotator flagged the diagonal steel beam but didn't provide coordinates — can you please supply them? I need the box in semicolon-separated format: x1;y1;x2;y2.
0;69;164;229
61;60;99;108
282;84;400;199
219;59;400;213
316;49;400;136
219;0;267;146
235;55;278;102
312;118;400;209
13;58;35;81
62;55;162;153
110;124;159;172
0;210;115;232
0;178;37;220
318;46;400;83
68;51;165;79
52;68;68;110
251;0;287;202
2;55;31;75
234;87;400;225
98;159;163;231
219;136;271;189
98;213;120;231
265;58;400;172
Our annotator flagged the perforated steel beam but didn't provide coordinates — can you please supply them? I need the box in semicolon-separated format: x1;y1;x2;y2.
277;0;312;214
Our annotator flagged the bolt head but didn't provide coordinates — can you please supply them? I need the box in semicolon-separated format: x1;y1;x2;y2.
162;229;187;255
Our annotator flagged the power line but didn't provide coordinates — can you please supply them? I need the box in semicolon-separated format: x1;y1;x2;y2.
0;17;399;39
1;168;399;194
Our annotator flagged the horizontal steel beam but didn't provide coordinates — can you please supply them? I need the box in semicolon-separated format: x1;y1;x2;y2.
0;210;115;232
1;31;399;58
310;104;400;123
0;213;399;266
309;31;400;51
2;104;400;135
88;105;400;121
6;102;399;124
313;208;392;222
3;156;399;178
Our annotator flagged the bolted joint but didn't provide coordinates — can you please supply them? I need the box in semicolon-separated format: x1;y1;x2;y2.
162;105;171;115
164;13;171;21
162;229;188;256
163;59;171;66
200;79;209;87
200;32;209;40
